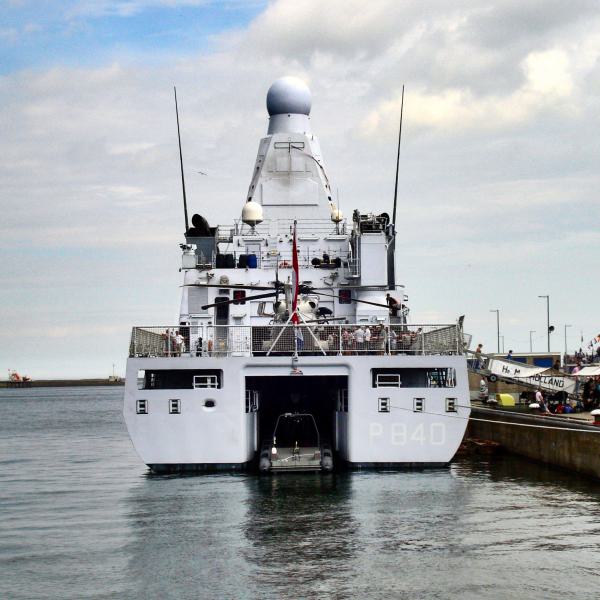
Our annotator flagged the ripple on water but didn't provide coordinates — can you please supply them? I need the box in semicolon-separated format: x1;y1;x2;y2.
1;387;600;599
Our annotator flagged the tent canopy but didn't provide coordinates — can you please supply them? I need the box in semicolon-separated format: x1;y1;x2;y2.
574;366;600;377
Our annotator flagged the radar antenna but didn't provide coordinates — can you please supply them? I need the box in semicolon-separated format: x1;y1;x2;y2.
174;86;189;233
391;84;404;228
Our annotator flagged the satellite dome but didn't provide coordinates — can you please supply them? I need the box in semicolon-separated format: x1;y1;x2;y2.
266;77;312;116
242;200;264;227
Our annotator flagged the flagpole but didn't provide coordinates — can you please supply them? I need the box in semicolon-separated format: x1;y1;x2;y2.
291;220;300;356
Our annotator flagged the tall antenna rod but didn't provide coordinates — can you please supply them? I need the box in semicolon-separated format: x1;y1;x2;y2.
174;86;189;232
391;84;404;227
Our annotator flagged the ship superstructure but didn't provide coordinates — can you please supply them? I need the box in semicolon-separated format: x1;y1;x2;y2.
123;77;470;472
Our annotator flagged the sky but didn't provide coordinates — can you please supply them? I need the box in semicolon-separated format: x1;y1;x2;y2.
1;0;599;378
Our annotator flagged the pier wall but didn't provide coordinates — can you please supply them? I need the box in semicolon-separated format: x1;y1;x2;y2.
0;379;124;388
468;407;600;480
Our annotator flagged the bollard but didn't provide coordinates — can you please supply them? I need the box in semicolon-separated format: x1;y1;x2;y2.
591;409;600;426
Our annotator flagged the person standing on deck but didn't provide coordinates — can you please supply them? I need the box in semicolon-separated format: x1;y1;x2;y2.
175;331;185;356
364;326;372;354
354;326;365;353
385;293;400;317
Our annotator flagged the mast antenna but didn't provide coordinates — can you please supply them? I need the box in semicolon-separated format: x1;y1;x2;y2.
391;84;404;228
174;86;189;232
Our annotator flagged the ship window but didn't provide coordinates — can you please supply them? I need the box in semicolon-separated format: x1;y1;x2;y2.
137;370;145;390
169;399;181;414
136;399;148;414
204;399;216;409
375;373;400;388
233;290;246;305
371;368;456;388
338;290;352;304
193;375;219;389
144;369;222;390
378;398;390;413
446;398;457;413
413;398;424;412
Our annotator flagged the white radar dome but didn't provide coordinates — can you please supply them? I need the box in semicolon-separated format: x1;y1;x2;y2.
267;76;312;116
330;205;343;223
242;200;264;227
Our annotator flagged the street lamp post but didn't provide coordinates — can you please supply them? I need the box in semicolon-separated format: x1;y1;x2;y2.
529;330;535;353
490;309;500;354
538;295;550;352
564;324;572;355
500;335;505;353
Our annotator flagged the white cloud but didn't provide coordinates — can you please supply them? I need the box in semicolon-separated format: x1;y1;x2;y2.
2;0;600;376
361;44;593;135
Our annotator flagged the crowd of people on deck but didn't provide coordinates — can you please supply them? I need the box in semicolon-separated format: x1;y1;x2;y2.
333;324;421;355
161;328;187;356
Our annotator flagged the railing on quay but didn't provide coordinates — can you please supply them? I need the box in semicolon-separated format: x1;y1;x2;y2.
129;323;464;359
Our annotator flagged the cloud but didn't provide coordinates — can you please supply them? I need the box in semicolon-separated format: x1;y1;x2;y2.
2;0;600;376
360;44;594;135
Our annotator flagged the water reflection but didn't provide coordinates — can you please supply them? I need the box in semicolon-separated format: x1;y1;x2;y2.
5;388;600;599
243;474;357;597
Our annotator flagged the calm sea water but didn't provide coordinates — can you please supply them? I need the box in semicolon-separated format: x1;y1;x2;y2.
1;387;600;600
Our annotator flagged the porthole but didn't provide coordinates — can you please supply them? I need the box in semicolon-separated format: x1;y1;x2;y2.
203;399;216;411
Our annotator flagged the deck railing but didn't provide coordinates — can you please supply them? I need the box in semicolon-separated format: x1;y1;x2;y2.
129;323;464;358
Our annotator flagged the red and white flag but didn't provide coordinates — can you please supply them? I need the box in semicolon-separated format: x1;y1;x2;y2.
291;220;299;324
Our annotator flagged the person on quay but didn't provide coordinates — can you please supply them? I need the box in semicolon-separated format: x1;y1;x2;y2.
535;387;550;414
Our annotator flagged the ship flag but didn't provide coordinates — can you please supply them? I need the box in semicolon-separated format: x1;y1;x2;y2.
292;220;299;324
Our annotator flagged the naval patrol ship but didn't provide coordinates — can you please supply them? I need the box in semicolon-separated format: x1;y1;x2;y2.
123;77;470;472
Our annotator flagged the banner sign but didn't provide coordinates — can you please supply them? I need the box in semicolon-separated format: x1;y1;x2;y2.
488;359;576;395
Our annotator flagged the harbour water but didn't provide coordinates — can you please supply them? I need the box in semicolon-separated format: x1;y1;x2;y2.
1;387;600;599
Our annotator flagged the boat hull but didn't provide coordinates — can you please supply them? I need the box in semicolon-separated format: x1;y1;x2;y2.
123;354;471;472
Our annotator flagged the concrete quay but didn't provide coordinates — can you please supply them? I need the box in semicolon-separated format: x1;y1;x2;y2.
468;405;600;480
